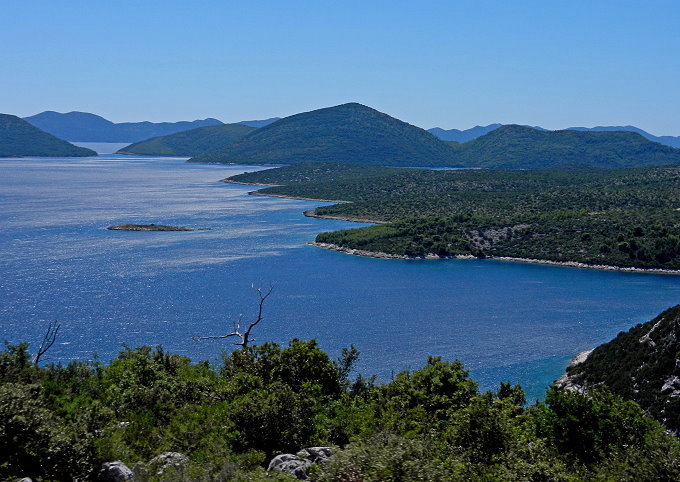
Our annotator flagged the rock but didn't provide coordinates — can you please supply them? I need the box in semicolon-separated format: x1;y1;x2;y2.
267;453;298;471
297;446;333;465
18;478;32;482
268;446;334;480
148;452;189;475
98;461;134;481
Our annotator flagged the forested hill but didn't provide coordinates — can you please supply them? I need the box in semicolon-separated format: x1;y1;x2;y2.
0;114;96;157
117;123;256;156
190;103;680;169
23;111;223;143
449;124;680;169
189;103;461;167
560;305;680;432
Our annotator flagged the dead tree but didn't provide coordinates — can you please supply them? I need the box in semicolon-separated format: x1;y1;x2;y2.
193;285;273;349
33;320;60;364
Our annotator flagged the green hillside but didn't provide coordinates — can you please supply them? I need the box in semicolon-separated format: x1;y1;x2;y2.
191;103;680;168
229;163;680;269
560;305;680;432
0;114;96;157
452;124;680;169
117;123;256;156
190;103;460;167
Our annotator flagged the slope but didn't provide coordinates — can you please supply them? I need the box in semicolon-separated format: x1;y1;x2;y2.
190;103;460;167
558;305;680;432
117;123;256;156
453;125;680;169
0;114;96;157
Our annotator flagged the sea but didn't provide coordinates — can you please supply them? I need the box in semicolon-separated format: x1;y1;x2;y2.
2;149;679;401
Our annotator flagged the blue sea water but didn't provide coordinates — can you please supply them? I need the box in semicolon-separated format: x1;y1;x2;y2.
1;155;680;401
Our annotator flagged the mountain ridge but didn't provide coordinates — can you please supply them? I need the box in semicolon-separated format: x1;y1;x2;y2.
24;111;224;143
117;123;257;156
190;102;461;167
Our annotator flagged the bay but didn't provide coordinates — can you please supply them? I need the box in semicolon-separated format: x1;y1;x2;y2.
1;155;679;401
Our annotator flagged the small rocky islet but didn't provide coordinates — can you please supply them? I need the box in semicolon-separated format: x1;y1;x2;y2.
107;223;201;232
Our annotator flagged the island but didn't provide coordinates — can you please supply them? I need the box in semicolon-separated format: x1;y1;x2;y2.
107;224;200;231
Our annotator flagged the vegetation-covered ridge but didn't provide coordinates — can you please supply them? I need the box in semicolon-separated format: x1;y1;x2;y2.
3;335;680;480
189;102;680;169
117;123;256;156
0;113;96;158
559;304;680;432
229;163;680;270
189;102;465;167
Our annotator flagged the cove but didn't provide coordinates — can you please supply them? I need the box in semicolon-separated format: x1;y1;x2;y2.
1;155;679;401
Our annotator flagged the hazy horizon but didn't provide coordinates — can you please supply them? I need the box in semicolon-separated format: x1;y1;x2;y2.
2;1;680;135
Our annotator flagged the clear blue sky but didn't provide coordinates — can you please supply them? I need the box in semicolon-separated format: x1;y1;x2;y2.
2;1;679;134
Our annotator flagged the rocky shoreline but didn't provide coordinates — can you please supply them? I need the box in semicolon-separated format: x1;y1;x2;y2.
554;349;594;393
309;242;680;274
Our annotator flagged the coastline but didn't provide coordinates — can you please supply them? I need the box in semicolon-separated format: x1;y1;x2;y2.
226;179;680;275
309;242;680;275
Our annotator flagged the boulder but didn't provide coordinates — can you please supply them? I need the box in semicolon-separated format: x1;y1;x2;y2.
98;461;134;481
268;446;334;480
148;452;189;475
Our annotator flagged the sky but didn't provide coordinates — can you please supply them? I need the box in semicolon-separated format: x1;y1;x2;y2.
2;1;680;134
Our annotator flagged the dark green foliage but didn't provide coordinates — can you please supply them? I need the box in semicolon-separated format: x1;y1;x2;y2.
1;336;679;480
230;163;680;269
451;124;680;169
566;305;680;432
190;103;462;167
0;113;96;157
118;123;256;156
191;104;680;168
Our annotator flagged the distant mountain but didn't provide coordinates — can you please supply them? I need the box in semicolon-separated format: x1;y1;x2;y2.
450;124;680;169
238;117;280;128
117;123;256;156
429;123;680;149
557;305;680;432
23;111;223;143
428;124;502;143
0;113;96;157
190;103;460;167
567;125;680;149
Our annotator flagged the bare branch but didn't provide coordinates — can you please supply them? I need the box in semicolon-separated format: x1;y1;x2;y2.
34;320;61;364
192;284;273;349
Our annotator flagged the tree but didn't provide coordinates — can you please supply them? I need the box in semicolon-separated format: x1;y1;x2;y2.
193;285;273;349
33;320;60;364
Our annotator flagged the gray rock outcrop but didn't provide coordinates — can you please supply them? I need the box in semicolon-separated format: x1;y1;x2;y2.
268;446;334;480
148;452;189;475
98;461;134;481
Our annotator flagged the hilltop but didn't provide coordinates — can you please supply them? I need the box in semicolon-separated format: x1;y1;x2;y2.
23;111;223;143
0;114;96;157
450;124;680;169
117;123;256;156
190;103;460;167
429;123;680;148
558;305;680;432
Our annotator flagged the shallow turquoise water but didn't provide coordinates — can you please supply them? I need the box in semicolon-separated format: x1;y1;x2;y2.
1;156;679;401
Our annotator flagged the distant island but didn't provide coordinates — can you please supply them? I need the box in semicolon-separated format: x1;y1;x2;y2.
107;224;201;231
23;111;224;143
190;102;680;169
22;111;281;143
117;123;256;156
0;113;96;157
